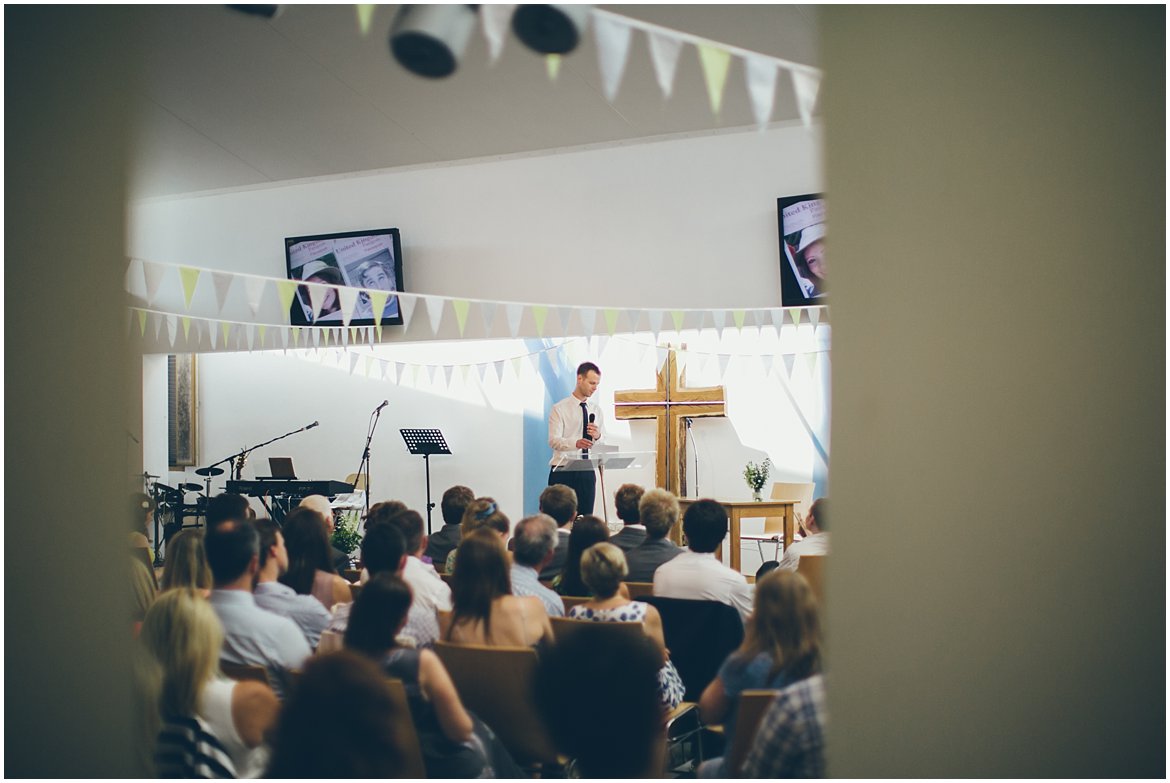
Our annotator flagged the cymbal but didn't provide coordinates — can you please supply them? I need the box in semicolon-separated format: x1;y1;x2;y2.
153;482;177;494
181;482;203;492
195;466;225;477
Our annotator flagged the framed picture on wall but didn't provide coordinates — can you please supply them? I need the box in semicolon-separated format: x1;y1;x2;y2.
168;354;197;468
778;194;828;307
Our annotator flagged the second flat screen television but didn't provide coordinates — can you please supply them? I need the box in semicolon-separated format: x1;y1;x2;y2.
285;227;404;327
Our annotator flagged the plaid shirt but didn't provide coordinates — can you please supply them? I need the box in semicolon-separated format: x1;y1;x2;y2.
740;674;827;778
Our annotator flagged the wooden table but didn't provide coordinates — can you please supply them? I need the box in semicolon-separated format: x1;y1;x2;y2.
676;498;799;573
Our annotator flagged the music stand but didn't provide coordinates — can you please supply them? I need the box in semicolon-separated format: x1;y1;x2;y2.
400;428;451;535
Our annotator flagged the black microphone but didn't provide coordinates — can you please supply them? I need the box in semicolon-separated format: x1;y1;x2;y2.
374;400;389;413
307;421;319;429
586;412;595;441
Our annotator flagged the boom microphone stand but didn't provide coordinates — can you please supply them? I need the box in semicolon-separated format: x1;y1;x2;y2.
352;401;388;517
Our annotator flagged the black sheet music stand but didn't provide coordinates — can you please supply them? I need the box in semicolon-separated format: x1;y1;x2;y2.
400;428;451;535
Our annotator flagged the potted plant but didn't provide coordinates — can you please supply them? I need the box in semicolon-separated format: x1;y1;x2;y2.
743;457;773;502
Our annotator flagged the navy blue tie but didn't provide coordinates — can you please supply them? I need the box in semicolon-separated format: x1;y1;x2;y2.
580;402;589;457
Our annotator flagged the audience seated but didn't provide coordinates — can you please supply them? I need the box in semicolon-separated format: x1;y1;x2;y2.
446;529;553;648
552;514;609;596
609;483;647;551
509;514;566;617
130;556;157;637
278;506;352;610
205;520;310;680
159;529;212;596
739;673;827;778
654;499;754;619
140;589;279;777
625;488;685;582
445;497;510;575
358;500;409;582
697;569;823;777
345;573;523;778
252;517;331;649
205;493;254;531
536;484;577;580
381;508;452;612
298;494;350;573
129;492;157;579
424;485;474;567
569;542;684;709
778;498;830;571
266;651;416;778
535;624;667;778
331;521;440;649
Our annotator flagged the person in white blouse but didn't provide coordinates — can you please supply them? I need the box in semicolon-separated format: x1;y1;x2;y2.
547;361;604;515
653;499;754;620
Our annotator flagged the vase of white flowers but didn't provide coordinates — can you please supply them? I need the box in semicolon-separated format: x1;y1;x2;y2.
743;457;772;501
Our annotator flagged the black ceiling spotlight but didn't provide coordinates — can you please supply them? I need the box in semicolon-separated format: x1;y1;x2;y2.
226;5;282;19
390;5;479;79
512;4;591;55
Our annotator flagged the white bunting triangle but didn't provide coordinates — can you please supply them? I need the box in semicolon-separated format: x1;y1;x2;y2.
557;307;573;336
761;353;776;377
493;359;506;382
647;31;683;99
143;261;167;306
505;304;524;338
712;310;727;334
210;272;233;314
125;259;145;299
791;68;822;128
349;353;360;375
424;297;445;335
208;318;219;349
594;14;632;102
809;307;822;327
626;309;642;332
280;327;290;349
165;315;178;348
480;301;498;338
803;351;819;375
647;310;664;338
717;353;731;379
782;353;796;378
579;308;596;337
306;284;329;318
655;347;669;373
243;276;267;315
338;287;360;326
394;362;405;384
481;3;514;64
745;56;779;129
245;325;256;351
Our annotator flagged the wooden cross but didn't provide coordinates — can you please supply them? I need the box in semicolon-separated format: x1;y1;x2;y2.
614;347;727;497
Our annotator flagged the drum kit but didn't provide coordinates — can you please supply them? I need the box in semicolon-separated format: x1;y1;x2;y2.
143;465;226;563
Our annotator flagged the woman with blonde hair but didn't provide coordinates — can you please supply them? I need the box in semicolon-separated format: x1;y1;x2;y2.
569;542;684;708
446;529;552;648
697;569;822;777
444;497;509;575
139;589;279;777
159;529;212;596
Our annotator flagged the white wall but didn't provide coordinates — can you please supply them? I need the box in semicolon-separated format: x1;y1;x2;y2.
128;124;823;311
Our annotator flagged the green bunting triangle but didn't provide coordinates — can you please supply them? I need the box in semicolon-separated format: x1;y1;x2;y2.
546;54;562;81
137;310;147;337
671;310;685;332
698;45;732;115
604;309;619;335
356;4;375;35
221;322;231;346
276;280;298;313
453;299;470;336
179;267;201;309
732;310;746;329
181;316;191;342
258;325;267;348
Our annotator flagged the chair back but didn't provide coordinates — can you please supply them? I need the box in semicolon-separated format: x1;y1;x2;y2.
561;595;592;612
432;641;560;764
383;677;428;778
796;555;826;606
348;583;363;601
316;629;343;655
640;597;744;701
343;472;368;491
550;616;646;646
725;689;781;776
762;482;815;533
624;581;654;599
219;661;271;686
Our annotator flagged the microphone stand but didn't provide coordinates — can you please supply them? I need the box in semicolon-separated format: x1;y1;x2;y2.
352;407;384;517
685;417;699;497
208;421;320;482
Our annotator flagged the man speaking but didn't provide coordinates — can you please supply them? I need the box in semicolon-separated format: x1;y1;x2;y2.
548;362;604;516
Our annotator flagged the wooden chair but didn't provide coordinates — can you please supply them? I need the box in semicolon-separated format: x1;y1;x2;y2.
561;595;592;612
219;661;271;686
725;690;781;776
432;641;562;767
316;629;343;655
343;568;363;583
437;610;452;638
383;677;427;778
343;472;368;492
796;554;826;606
624;581;654;599
349;583;363;601
439;572;454;585
641;596;744;702
740;482;815;561
549;617;652;655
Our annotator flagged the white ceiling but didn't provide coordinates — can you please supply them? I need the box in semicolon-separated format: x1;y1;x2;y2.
129;4;819;201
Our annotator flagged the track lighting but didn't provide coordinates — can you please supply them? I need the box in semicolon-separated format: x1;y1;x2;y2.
511;5;590;55
389;5;479;79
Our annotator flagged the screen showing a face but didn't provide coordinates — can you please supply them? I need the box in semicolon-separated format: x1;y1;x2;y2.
778;195;827;308
285;228;404;327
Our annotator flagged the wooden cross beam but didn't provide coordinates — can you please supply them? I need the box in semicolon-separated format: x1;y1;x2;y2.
614;348;727;497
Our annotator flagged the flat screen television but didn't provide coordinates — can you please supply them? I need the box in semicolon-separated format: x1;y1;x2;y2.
777;194;827;307
284;227;404;327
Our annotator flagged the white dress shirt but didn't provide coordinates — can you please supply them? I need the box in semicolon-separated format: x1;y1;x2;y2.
777;532;830;572
548;393;604;467
253;580;332;649
653;550;755;620
402;555;452;612
209;589;311;670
